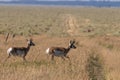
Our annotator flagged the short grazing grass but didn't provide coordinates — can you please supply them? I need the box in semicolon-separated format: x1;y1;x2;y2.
0;7;120;36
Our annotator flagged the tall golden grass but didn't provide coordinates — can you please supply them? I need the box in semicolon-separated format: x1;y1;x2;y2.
0;35;120;80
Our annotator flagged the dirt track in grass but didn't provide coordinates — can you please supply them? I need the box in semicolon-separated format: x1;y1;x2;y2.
65;14;79;36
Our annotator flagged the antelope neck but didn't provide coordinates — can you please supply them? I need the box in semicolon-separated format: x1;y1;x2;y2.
26;44;31;52
64;47;71;55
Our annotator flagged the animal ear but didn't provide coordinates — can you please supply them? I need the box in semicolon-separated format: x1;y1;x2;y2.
72;39;75;44
70;40;72;44
26;39;29;41
30;38;33;41
26;38;33;41
70;39;75;44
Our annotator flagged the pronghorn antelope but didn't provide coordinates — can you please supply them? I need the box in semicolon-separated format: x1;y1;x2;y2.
5;39;35;61
46;40;76;60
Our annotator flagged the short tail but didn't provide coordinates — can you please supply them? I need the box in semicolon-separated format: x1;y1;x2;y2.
7;47;13;55
46;48;50;54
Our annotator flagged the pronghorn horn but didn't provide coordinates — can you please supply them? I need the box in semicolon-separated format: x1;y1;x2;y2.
26;39;29;41
70;40;75;44
70;40;73;44
26;38;32;41
72;39;75;43
30;38;33;41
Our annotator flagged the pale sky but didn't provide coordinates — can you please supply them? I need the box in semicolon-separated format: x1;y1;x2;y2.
0;0;19;1
0;0;120;2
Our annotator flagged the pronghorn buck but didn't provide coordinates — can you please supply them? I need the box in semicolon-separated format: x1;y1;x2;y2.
5;39;35;61
46;40;76;60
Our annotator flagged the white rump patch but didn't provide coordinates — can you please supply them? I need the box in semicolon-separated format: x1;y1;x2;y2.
46;48;50;54
7;47;13;54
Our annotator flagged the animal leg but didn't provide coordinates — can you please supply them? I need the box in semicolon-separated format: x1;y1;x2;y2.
46;54;50;60
4;54;11;62
51;55;54;61
66;56;71;61
65;56;71;64
61;56;65;61
23;56;27;61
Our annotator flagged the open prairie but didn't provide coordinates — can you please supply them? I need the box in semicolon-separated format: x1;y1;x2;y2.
0;6;120;80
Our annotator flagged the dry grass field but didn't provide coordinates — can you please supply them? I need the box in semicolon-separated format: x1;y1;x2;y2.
0;6;120;80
